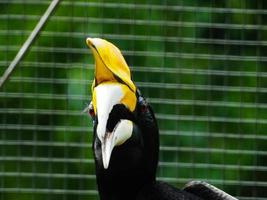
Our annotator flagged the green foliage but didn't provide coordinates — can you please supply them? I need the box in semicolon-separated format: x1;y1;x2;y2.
1;0;267;199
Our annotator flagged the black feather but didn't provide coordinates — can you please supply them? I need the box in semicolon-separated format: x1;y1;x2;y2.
92;91;238;200
183;181;238;200
137;181;203;200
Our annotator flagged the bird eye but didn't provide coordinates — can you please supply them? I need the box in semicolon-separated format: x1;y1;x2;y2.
83;101;95;119
88;102;95;118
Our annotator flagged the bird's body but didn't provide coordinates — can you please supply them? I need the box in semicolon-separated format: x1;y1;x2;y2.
85;38;238;200
137;181;203;200
93;94;159;200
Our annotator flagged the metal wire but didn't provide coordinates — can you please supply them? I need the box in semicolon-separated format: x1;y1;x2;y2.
0;0;61;89
0;1;267;200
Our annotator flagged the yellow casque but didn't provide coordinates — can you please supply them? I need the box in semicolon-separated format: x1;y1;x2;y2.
86;38;137;112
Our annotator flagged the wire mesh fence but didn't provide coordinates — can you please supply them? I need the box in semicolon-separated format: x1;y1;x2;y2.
0;0;267;200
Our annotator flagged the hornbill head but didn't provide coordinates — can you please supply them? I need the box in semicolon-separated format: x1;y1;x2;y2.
85;38;159;184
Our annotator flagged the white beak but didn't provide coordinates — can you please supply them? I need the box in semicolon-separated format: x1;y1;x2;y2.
93;84;134;169
101;120;133;169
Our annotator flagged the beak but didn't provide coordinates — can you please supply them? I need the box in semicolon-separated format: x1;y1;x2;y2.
86;37;93;47
93;83;137;168
86;38;138;169
101;120;133;169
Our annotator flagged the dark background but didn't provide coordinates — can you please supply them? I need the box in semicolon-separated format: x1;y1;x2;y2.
1;0;267;199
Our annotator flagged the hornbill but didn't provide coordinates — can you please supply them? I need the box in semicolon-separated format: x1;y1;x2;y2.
85;38;238;200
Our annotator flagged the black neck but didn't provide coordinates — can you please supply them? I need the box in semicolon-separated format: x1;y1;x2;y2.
96;166;153;200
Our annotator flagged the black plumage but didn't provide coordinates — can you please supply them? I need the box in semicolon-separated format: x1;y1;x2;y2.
91;92;238;200
92;92;159;200
183;181;237;200
86;37;238;200
137;181;202;200
91;91;238;200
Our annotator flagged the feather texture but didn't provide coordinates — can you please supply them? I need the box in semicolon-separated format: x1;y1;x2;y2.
137;181;203;200
183;181;238;200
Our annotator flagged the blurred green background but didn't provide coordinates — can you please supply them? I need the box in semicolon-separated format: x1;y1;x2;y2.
1;0;267;200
